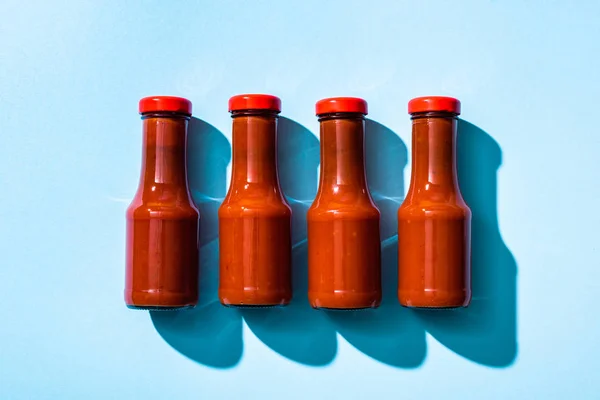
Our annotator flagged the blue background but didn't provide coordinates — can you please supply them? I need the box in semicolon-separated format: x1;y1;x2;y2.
1;0;599;398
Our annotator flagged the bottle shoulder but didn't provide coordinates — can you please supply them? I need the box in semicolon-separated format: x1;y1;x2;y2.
127;201;199;220
398;200;470;219
219;196;291;218
308;198;380;221
221;183;289;208
311;184;376;206
310;187;377;207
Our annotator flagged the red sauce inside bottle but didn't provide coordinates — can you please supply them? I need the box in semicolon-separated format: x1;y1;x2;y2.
398;96;471;308
219;94;292;307
308;97;382;310
125;96;199;310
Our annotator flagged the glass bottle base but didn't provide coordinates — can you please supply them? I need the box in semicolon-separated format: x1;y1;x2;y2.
222;303;288;309
126;304;195;311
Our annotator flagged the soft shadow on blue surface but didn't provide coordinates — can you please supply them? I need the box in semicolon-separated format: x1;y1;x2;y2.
326;120;426;368
151;118;242;368
415;120;518;367
242;117;337;366
148;118;516;369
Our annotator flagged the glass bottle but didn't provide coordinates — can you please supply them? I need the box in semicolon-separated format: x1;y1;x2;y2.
219;94;292;307
308;97;381;309
125;96;199;310
398;96;471;308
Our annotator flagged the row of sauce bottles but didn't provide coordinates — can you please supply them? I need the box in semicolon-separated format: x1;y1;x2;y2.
125;95;471;311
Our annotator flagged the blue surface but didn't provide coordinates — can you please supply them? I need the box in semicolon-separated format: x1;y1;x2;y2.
1;0;598;398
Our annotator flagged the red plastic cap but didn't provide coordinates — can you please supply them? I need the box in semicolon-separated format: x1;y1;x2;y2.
408;96;461;115
139;96;192;115
228;94;281;113
316;97;368;115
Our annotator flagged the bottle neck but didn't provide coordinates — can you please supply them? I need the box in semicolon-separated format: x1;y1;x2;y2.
318;114;368;193
139;114;189;191
230;111;280;187
408;112;460;200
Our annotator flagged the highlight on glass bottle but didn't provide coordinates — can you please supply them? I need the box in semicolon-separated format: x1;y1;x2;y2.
125;96;200;310
397;96;472;308
307;97;382;310
218;94;292;307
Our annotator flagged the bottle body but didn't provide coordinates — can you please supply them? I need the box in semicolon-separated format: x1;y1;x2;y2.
398;111;471;308
308;114;381;309
125;113;199;309
219;110;292;307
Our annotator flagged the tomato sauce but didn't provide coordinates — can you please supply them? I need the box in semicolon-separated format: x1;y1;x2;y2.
125;96;199;310
308;97;382;310
398;96;471;308
219;94;292;307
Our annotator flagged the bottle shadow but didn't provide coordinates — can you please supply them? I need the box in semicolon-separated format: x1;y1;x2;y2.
325;119;426;368
415;120;518;367
150;117;243;368
242;116;337;366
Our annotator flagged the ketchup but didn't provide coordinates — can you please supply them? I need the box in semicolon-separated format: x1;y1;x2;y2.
219;94;292;307
398;96;472;308
125;96;199;310
308;97;382;310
